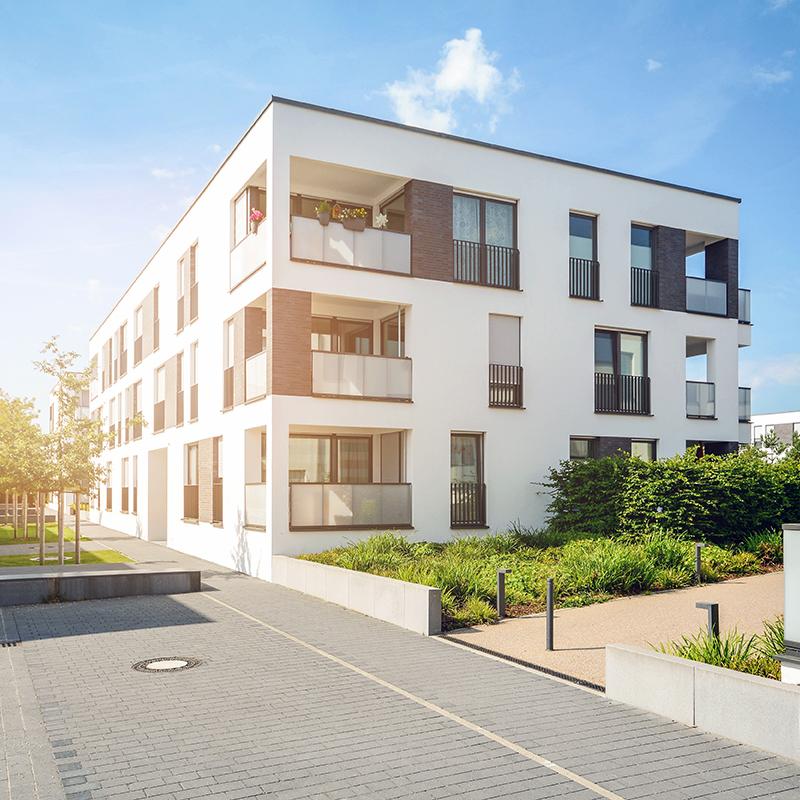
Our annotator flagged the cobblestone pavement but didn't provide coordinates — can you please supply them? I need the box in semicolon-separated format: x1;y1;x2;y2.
1;527;799;800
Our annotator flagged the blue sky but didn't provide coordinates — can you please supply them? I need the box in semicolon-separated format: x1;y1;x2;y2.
1;1;798;418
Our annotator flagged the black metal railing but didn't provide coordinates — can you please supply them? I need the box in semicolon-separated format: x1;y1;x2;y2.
177;297;184;331
738;386;752;423
489;364;523;408
450;482;487;528
121;487;129;513
153;400;165;432
183;485;199;520
212;480;223;524
631;267;659;308
594;373;651;415
453;240;519;289
134;336;143;365
176;389;184;426
132;487;138;514
105;487;112;512
190;283;198;321
569;258;600;300
223;367;234;409
153;318;160;350
190;384;198;421
738;288;751;324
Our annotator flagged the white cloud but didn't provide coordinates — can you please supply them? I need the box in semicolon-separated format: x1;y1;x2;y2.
208;143;222;153
753;66;793;86
646;59;663;72
149;166;195;179
384;28;520;133
741;355;800;390
767;0;792;10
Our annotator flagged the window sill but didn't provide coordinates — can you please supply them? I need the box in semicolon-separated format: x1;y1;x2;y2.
687;416;717;421
569;294;602;302
244;524;267;532
311;393;412;403
182;517;199;525
290;524;414;532
450;524;489;531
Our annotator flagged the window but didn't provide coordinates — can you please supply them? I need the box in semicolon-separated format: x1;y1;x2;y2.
132;455;138;513
753;425;763;443
595;330;647;376
794;423;800;438
381;310;405;357
185;444;198;485
489;314;520;366
105;462;112;511
311;317;373;355
190;341;198;387
631;440;656;461
134;306;143;339
631;225;653;269
121;458;129;513
225;319;235;369
569;213;596;261
234;186;266;247
453;194;515;249
261;430;267;483
288;435;371;484
570;437;594;460
379;190;406;233
154;366;166;403
450;433;483;484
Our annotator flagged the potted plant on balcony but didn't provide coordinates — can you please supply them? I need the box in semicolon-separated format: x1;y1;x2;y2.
249;208;265;234
315;200;331;226
340;206;368;232
374;211;388;230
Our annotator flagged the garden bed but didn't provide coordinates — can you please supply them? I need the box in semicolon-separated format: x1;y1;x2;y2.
301;529;782;630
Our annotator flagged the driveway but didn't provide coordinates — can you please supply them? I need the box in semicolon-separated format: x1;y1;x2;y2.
1;528;798;799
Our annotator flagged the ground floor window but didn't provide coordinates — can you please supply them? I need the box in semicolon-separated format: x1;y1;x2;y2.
450;433;485;528
631;440;656;461
288;435;372;484
569;437;595;461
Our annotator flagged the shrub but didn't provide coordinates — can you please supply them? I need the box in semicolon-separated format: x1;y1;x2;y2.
555;538;658;595
741;531;783;566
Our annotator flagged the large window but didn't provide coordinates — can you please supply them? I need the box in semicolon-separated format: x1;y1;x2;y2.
569;213;596;260
154;366;166;403
631;225;653;269
311;317;373;355
380;311;405;357
631;440;656;461
450;433;483;484
595;330;647;376
453;194;515;249
288;435;371;484
570;437;594;461
234;186;266;247
185;443;198;486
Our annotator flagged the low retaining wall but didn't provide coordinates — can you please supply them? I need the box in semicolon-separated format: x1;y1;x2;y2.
606;644;800;761
0;568;201;607
272;556;441;636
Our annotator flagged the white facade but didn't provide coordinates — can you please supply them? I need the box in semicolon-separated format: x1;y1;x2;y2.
751;411;800;446
88;98;751;579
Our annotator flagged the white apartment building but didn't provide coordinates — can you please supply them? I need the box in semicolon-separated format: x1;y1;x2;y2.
751;411;800;446
88;97;753;578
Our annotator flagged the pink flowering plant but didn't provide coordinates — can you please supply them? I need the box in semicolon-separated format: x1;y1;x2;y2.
249;208;265;223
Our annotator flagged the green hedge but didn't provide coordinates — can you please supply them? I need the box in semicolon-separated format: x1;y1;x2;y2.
546;448;800;543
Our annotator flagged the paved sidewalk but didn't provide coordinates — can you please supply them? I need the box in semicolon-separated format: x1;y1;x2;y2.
1;528;798;800
448;571;784;686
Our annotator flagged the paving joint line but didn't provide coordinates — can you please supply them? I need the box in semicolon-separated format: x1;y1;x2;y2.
200;591;623;800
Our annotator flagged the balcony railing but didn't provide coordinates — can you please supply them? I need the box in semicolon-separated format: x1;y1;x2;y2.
223;366;234;409
631;267;659;308
119;351;127;377
132;487;138;514
594;373;651;415
154;318;160;350
245;483;267;529
569;258;600;300
291;215;411;275
176;389;184;426
453;240;519;290
121;487;129;513
245;350;267;401
183;485;199;520
489;364;523;408
190;384;198;421
687;381;716;419
738;288;751;324
312;351;412;401
189;283;198;321
686;276;727;316
153;400;165;432
105;488;112;512
739;386;752;423
289;482;412;530
230;220;267;288
213;480;223;524
450;482;486;528
177;297;185;331
134;336;143;365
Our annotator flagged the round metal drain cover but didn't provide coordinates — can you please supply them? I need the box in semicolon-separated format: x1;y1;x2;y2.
132;657;201;673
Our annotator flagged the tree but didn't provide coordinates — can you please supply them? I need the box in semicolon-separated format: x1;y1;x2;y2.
35;338;109;565
759;430;787;464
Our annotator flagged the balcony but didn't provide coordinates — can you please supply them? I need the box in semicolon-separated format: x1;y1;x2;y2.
686;276;727;316
594;373;651;415
631;267;659;308
245;483;267;529
450;482;486;528
738;288;751;324
289;482;412;531
739;386;752;423
183;485;198;520
312;351;412;401
489;364;523;408
453;240;519;289
223;366;234;409
291;215;411;275
245;350;267;402
230;220;267;289
687;381;716;419
569;258;600;300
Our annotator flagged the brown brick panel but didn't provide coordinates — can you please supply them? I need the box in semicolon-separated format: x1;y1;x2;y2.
269;288;312;396
653;226;686;312
198;437;213;523
705;238;739;319
404;180;454;282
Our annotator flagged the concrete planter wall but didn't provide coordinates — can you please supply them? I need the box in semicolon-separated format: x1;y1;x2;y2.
272;556;441;636
607;644;800;761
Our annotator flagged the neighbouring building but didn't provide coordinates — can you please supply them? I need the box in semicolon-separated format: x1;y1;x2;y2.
751;411;800;447
87;97;753;578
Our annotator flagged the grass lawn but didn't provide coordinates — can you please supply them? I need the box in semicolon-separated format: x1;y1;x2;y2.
302;529;783;630
0;523;87;545
0;549;134;568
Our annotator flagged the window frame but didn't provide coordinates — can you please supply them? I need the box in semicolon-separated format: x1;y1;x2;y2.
631;439;657;461
569;212;598;261
569;437;595;461
594;329;648;377
311;316;374;355
453;192;517;250
450;432;484;485
288;433;373;485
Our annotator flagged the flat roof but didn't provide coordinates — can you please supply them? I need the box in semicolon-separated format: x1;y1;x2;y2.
91;95;741;340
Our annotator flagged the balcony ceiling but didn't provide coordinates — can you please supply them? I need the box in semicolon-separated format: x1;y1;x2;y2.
291;157;405;204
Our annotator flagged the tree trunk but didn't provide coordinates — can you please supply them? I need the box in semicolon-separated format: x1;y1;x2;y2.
12;490;18;539
37;491;45;566
3;490;7;530
74;492;81;565
22;492;28;541
57;491;65;565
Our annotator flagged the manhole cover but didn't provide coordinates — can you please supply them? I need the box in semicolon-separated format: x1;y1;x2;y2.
132;657;201;673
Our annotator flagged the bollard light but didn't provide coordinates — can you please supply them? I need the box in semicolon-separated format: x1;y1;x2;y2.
496;569;512;619
546;577;554;651
696;601;720;638
694;542;707;584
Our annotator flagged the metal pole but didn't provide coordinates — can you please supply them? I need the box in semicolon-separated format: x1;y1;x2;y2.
546;578;554;651
496;569;511;618
696;602;720;638
695;542;703;584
